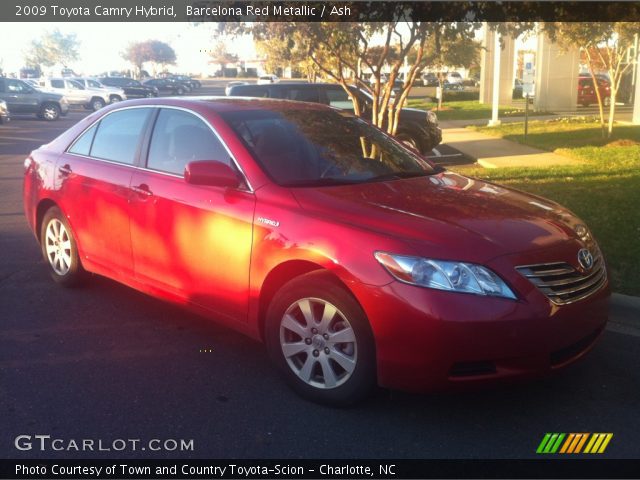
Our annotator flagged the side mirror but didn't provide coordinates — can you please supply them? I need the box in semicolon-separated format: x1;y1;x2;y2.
184;160;241;188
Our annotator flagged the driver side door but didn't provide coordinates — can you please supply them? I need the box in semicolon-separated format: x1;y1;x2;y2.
129;107;255;323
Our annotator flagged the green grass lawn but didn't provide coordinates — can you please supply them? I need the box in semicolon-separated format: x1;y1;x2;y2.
406;99;549;121
451;119;640;296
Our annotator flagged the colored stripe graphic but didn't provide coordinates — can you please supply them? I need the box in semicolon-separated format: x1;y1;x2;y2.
537;433;613;454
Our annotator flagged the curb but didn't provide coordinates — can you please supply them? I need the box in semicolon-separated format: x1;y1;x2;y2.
608;293;640;336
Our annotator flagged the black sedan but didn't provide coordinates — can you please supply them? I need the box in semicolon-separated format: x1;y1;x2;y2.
99;77;158;99
143;78;190;95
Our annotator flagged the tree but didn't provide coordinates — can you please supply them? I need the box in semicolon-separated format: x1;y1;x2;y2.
123;40;176;77
544;22;638;138
208;40;238;77
148;40;176;73
24;29;79;71
415;24;481;108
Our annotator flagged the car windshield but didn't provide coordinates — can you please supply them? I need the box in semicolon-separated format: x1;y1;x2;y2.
220;108;436;187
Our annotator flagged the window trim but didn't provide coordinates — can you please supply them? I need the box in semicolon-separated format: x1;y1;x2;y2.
65;104;254;192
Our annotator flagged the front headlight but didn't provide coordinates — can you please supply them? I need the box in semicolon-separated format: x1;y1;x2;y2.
427;110;438;125
374;252;516;299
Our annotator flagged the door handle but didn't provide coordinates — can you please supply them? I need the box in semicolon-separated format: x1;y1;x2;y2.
131;184;153;197
58;164;72;175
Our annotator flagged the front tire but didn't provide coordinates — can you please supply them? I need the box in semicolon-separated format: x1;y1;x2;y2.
396;131;421;152
40;207;85;287
265;272;376;406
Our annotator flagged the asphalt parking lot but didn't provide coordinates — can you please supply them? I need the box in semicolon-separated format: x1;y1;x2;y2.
1;81;639;460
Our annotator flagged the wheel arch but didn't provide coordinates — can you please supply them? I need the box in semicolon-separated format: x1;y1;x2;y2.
257;260;362;342
35;198;58;242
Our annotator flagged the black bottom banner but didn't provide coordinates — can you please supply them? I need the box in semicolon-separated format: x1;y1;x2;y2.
1;459;640;479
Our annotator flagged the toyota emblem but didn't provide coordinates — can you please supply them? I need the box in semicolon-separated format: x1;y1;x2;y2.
578;248;594;271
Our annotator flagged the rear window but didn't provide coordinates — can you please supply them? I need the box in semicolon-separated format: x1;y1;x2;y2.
89;108;151;165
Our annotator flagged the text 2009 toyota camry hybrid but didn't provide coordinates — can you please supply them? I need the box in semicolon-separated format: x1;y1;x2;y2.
23;98;609;405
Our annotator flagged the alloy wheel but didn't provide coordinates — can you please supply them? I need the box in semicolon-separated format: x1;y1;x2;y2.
45;218;72;275
279;297;357;389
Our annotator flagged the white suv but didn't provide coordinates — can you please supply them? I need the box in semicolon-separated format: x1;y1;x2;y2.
37;78;110;111
71;77;127;104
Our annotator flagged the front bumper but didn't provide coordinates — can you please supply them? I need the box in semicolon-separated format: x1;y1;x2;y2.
351;277;609;392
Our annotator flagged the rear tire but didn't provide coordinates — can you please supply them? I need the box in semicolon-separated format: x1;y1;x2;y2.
40;207;85;287
40;103;60;121
265;272;376;406
91;97;106;111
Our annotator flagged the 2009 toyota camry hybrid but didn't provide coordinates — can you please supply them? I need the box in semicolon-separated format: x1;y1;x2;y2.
23;98;609;405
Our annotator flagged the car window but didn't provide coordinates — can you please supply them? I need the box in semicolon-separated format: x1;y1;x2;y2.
326;88;355;110
68;124;98;156
147;108;231;175
288;88;320;103
221;109;434;186
67;80;84;90
232;86;269;97
88;80;102;88
51;79;65;89
90;108;151;165
5;79;31;93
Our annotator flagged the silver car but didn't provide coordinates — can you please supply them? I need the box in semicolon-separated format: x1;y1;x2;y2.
71;77;127;103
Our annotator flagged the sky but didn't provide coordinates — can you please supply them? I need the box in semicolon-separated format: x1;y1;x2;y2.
0;23;256;75
1;22;538;77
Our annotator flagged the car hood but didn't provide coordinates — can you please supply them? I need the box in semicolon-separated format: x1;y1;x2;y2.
39;91;64;101
291;171;582;261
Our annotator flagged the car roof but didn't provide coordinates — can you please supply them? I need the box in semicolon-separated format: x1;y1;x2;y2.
111;96;336;113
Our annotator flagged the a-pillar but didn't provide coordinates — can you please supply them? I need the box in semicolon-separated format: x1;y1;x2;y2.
479;27;516;105
534;33;579;112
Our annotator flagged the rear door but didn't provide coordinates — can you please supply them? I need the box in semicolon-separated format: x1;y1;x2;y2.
129;107;255;322
58;107;154;277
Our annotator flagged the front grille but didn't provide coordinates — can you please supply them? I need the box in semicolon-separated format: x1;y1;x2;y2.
516;248;606;305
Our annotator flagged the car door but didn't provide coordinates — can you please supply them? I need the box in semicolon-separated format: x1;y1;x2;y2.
64;79;89;104
129;107;255;322
0;78;40;113
58;107;154;277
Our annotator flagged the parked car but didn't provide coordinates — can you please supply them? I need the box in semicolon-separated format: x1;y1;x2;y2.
143;78;190;95
99;77;158;99
0;77;69;120
170;75;201;89
0;99;10;124
225;81;249;96
71;77;127;103
227;82;442;153
445;72;464;84
578;74;611;107
422;72;439;86
37;77;110;111
257;74;279;85
23;97;610;405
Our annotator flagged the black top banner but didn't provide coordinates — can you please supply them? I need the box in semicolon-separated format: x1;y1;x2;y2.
3;1;640;22
2;459;640;479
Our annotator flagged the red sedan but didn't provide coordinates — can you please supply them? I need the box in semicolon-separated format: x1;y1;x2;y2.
578;74;611;107
23;98;609;405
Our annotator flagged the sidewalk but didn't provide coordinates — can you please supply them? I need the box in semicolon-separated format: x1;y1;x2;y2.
441;123;581;168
